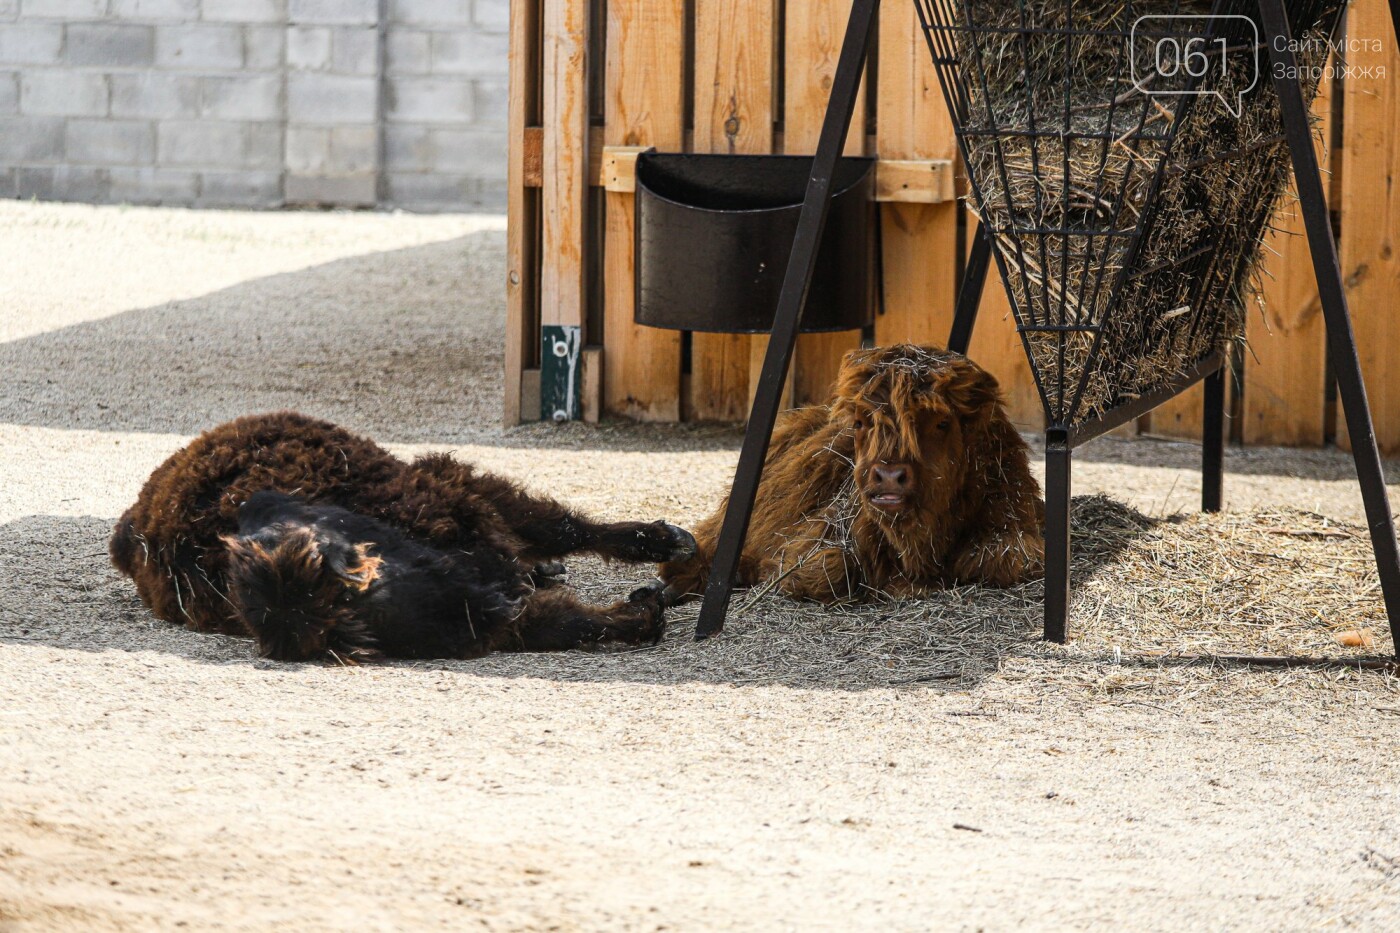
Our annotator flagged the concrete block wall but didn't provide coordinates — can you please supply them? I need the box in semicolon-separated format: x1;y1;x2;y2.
0;0;509;210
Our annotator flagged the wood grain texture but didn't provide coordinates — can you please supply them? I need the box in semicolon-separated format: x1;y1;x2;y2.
1157;68;1336;444
1339;0;1400;454
505;0;541;425
873;0;1040;426
874;0;958;351
540;0;589;331
784;0;866;407
689;0;778;421
602;0;684;421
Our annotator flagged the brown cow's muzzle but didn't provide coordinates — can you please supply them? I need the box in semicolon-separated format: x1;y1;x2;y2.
865;461;915;512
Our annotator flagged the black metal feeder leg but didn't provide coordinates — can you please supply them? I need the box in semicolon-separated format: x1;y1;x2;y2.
1202;364;1225;513
948;223;992;355
694;0;881;639
1262;0;1400;658
1044;433;1072;644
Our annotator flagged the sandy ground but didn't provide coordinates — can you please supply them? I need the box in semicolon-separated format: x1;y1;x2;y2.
1;201;1398;931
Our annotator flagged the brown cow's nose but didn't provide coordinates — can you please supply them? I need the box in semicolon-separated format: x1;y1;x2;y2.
871;463;911;487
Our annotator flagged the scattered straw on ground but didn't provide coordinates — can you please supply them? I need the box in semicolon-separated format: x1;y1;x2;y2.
466;497;1397;703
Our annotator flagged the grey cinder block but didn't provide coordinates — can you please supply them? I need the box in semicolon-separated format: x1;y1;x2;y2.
386;77;471;124
246;120;281;168
111;73;200;119
244;26;285;70
385;171;472;210
0;73;16;115
472;0;508;33
21;71;107;117
287;72;376;123
108;165;201;204
384;29;429;75
201;0;285;24
16;165;111;202
109;0;201;21
430;29;506;75
285;171;375;206
0;115;63;160
66;118;156;164
0;24;64;65
285;126;328;173
471;78;507;125
65;24;156;68
198;169;283;207
201;74;280;120
19;0;106;19
383;123;429;171
429;127;505;177
392;0;470;27
288;0;376;26
328;124;376;173
331;26;377;76
157;119;245;166
155;24;243;70
287;25;330;70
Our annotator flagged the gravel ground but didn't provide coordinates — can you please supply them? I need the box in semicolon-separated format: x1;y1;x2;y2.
1;201;1398;931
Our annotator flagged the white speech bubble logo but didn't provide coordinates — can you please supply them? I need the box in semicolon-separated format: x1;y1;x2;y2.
1130;14;1260;119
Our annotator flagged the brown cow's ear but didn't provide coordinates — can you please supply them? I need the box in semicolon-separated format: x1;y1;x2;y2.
944;363;1003;419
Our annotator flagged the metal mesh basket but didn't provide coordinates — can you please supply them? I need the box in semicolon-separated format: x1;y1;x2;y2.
915;0;1344;427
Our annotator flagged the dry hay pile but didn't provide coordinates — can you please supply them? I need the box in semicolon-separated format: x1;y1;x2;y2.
949;0;1342;420
470;497;1396;700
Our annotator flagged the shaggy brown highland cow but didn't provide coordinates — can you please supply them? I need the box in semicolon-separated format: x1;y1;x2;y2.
660;345;1045;603
110;412;696;662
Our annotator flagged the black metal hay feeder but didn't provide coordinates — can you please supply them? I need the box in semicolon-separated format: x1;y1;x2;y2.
694;0;1400;660
634;153;875;334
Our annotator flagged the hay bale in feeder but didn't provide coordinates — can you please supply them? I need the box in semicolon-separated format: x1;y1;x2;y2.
923;0;1343;422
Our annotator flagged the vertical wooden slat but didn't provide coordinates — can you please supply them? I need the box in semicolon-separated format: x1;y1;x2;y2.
875;0;958;348
1157;68;1335;443
785;0;866;406
1339;0;1400;454
874;2;1039;427
505;0;542;425
690;0;778;421
539;0;591;418
602;0;685;421
1241;67;1335;447
967;215;1043;430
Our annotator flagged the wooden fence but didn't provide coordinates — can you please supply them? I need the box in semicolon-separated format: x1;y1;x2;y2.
506;0;1400;453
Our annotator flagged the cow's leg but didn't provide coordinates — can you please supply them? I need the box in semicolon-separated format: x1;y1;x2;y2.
949;526;1046;588
465;471;696;565
774;543;862;604
496;585;666;652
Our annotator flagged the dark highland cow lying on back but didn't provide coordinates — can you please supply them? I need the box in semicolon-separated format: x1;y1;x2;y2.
111;412;695;662
661;345;1045;603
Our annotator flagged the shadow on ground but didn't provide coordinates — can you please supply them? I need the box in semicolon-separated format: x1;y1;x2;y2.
2;500;1161;692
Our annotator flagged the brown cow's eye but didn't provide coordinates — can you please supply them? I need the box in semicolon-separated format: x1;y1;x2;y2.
936;418;951;431
853;418;865;431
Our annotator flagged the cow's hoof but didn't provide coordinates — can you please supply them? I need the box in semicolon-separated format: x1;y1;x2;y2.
652;522;697;562
532;560;568;589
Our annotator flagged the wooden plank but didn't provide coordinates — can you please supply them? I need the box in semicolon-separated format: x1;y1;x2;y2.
1157;69;1336;444
1339;0;1400;454
602;0;684;421
874;159;957;203
1241;75;1334;447
690;0;777;421
600;147;955;202
505;0;542;425
968;216;1044;431
580;346;602;423
785;0;867;407
873;0;959;345
522;126;544;188
539;0;590;420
